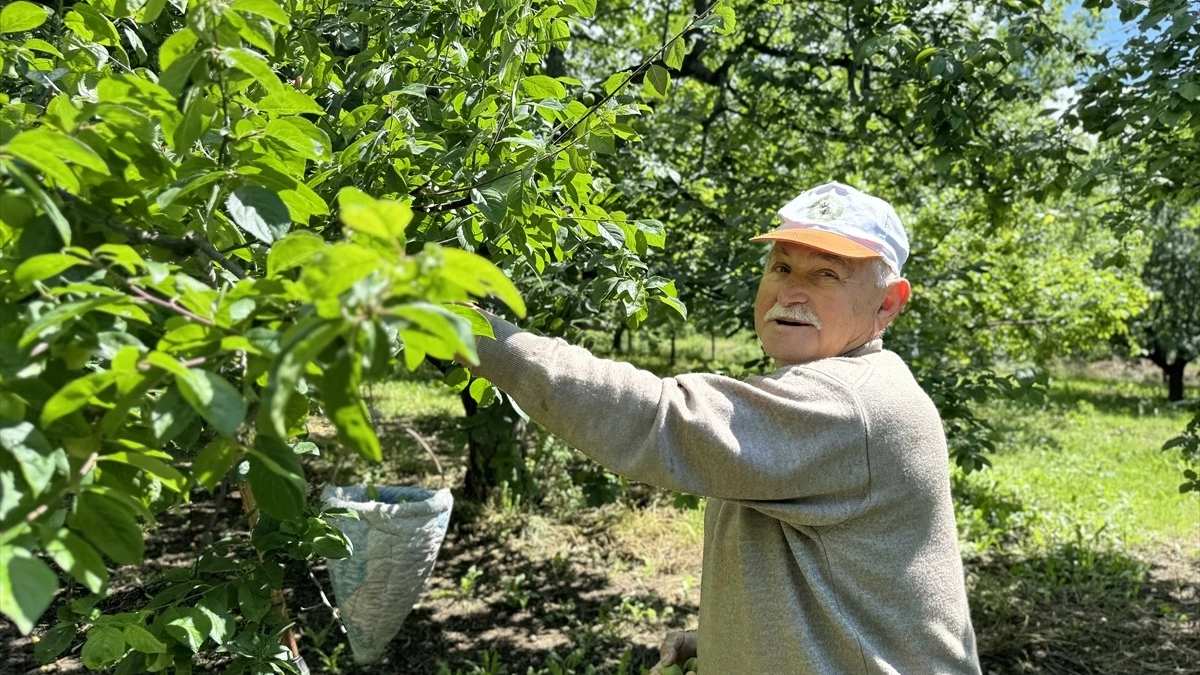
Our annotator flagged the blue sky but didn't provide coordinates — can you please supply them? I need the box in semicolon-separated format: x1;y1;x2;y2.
1065;1;1138;51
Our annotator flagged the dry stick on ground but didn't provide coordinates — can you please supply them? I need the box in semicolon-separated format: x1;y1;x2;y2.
403;425;446;487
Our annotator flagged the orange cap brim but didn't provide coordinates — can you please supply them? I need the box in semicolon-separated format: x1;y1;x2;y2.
749;228;879;259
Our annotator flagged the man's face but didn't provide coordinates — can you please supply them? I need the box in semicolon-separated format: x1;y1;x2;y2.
753;242;898;365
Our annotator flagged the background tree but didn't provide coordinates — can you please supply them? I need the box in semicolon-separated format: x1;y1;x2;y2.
1131;209;1200;402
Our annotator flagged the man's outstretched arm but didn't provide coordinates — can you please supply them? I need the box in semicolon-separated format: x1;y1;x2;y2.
467;312;870;506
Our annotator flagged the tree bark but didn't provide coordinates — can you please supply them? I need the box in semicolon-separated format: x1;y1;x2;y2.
461;390;531;502
1166;359;1188;402
613;324;626;354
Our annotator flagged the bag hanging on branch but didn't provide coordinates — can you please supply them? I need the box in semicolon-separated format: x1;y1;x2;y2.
320;485;454;663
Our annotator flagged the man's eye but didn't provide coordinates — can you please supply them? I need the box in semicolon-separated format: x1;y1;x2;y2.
773;264;790;273
817;269;839;279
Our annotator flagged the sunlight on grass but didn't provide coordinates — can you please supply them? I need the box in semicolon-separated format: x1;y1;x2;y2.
367;377;464;419
976;374;1199;552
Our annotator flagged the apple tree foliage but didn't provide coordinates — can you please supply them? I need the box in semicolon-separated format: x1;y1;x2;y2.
0;0;723;669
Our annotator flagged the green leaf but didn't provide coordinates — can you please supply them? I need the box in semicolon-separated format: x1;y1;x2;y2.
41;371;117;427
158;28;198;71
197;588;232;642
0;1;52;34
643;65;670;99
4;161;71;245
45;530;108;594
1179;82;1200;102
226;185;291;245
20;296;139;348
69;492;144;565
264;117;331;162
444;366;470;392
237;582;270;622
520;75;567;100
468;377;496;407
445;304;494;338
439;248;527;318
0;545;58;635
150;385;196;443
392;302;476;363
98;451;187;493
267;231;326;277
220;47;284;93
916;46;939;64
159;52;201;95
63;4;119;45
14;253;88;288
162;607;209;652
33;623;75;664
338;187;411;242
665;37;687;70
257;89;325;115
139;0;167;22
321;350;382;462
191;438;241;490
247;437;306;520
260;317;345;439
231;0;289;24
81;625;125;669
123;624;167;654
0;421;66;497
175;368;247;437
713;3;736;34
656;294;688;320
563;0;597;17
6;128;108;176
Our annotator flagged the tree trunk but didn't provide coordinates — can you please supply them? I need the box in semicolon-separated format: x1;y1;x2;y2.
710;333;716;361
461;390;531;502
670;331;677;367
1166;359;1188;402
612;324;625;354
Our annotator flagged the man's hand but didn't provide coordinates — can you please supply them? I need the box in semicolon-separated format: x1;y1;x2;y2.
649;630;697;675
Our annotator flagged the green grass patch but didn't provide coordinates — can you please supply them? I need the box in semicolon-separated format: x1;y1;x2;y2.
366;375;464;420
969;373;1199;552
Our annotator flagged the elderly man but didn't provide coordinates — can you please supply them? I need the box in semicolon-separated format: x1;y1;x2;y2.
467;182;981;673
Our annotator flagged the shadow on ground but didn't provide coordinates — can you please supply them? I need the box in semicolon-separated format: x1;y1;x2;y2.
970;543;1198;675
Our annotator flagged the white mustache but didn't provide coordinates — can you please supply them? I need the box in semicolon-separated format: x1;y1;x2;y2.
764;304;822;328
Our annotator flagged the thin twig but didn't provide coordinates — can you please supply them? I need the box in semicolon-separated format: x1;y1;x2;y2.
128;284;216;326
403;425;446;486
306;566;347;635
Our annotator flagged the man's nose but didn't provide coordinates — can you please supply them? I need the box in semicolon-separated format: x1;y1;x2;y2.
778;282;809;304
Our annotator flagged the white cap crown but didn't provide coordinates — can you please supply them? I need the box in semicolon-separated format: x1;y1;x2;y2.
776;182;909;275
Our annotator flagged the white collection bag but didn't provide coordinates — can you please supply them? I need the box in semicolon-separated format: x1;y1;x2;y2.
320;485;454;663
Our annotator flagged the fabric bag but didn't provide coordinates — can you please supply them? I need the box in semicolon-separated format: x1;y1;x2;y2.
320;485;454;663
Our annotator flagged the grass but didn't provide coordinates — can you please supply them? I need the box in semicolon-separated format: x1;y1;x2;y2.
367;373;464;420
970;372;1199;553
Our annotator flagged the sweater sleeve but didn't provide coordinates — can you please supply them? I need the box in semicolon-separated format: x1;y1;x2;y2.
470;313;870;504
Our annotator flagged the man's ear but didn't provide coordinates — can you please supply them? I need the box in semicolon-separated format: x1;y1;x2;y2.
876;278;911;329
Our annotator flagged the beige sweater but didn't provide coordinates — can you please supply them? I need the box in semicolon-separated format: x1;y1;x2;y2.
472;314;980;674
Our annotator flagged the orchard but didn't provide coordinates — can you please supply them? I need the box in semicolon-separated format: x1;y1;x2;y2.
1;1;1197;673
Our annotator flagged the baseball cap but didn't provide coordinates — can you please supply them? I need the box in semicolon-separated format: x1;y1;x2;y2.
750;181;909;275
